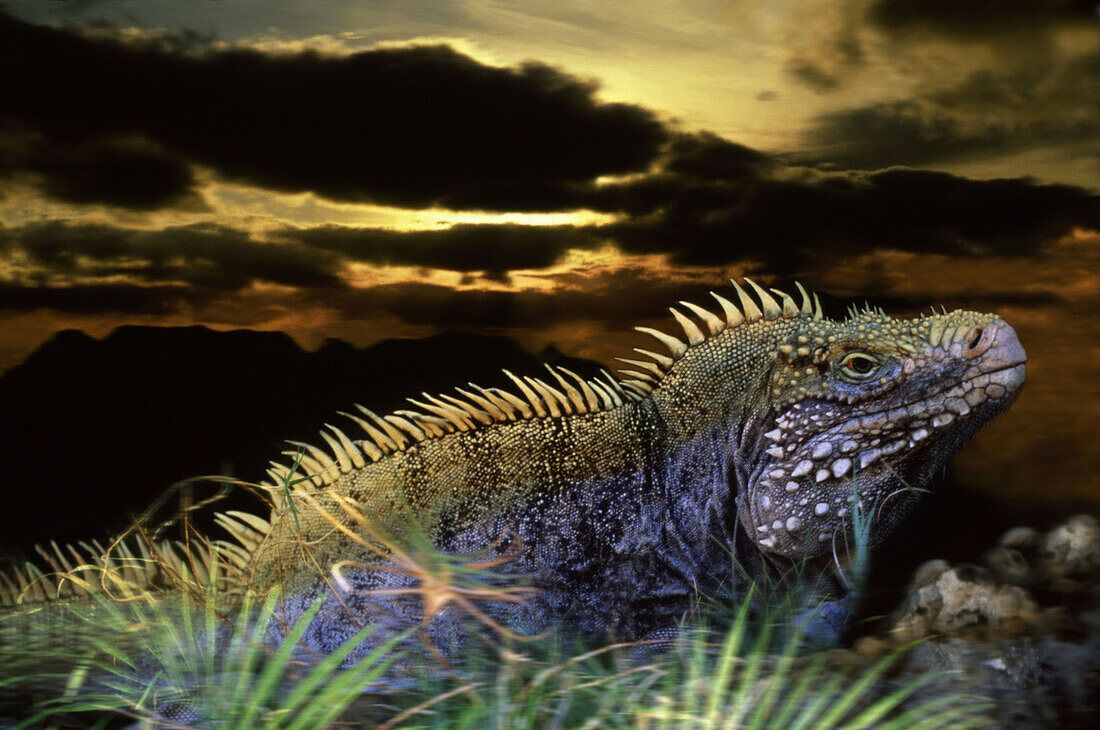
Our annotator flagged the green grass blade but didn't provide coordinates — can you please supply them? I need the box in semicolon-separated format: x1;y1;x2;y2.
245;595;327;709
807;653;897;730
680;626;707;729
704;585;754;726
745;623;805;730
786;666;848;730
889;694;992;730
224;591;280;724
839;670;939;729
282;630;407;730
766;651;826;729
723;615;773;729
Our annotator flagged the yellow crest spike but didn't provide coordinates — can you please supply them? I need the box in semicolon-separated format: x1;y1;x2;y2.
545;364;588;413
634;347;673;370
616;356;664;379
586;379;615;410
347;406;400;450
618;368;656;384
635;326;688;358
710;291;744;327
503;369;548;417
533;375;573;415
730;280;763;321
557;367;601;411
364;405;410;447
669;307;705;346
318;429;353;472
440;394;494;425
455;386;508;421
326;424;367;468
744;278;781;318
813;292;823;319
480;385;532;419
679;300;724;335
771;288;800;317
794;281;814;315
598;370;625;406
293;440;340;474
525;377;563;417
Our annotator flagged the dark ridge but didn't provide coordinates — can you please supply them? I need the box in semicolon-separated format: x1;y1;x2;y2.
0;325;606;555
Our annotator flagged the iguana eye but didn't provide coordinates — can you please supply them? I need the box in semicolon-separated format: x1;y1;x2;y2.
839;353;880;380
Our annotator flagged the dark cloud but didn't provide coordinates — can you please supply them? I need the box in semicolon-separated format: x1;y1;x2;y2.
293;273;1065;336
927;56;1100;123
869;0;1099;38
0;281;197;314
4;155;1097;301
595;168;1100;272
24;136;198;210
786;61;843;92
792;0;1100;167
573;137;763;217
291;161;1100;275
802;51;1100;168
0;221;344;289
287;223;601;275
0;13;667;210
661;132;771;182
784;0;1100;132
802;100;1009;168
0;8;1095;309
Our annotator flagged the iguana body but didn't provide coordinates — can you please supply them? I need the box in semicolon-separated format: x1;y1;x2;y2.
1;281;1027;664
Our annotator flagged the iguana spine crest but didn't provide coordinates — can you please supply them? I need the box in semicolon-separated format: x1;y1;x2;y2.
262;278;817;492
0;278;812;606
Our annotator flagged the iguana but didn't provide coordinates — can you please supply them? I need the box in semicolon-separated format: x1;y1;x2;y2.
0;280;1027;666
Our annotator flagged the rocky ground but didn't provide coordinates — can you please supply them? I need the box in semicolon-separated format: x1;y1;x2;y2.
851;514;1100;729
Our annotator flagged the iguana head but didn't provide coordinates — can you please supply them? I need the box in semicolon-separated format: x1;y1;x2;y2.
737;297;1026;560
636;280;1025;563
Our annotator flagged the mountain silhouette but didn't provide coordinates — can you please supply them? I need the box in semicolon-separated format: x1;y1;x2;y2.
0;325;604;555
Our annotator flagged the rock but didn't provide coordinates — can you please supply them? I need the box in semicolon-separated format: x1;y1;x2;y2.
908;559;952;591
889;564;1039;643
1039;515;1100;580
851;515;1100;728
852;635;891;656
984;546;1032;584
999;526;1041;552
888;635;1100;729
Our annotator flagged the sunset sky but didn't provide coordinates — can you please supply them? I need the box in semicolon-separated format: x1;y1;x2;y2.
0;1;1098;507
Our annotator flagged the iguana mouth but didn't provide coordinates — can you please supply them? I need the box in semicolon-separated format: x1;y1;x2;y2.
831;360;1026;433
762;362;1024;481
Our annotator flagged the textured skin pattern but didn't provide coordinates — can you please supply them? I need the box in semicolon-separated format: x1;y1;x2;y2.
0;283;1027;667
237;284;1027;659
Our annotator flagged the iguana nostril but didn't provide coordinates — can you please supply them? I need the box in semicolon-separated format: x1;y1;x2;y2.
967;327;983;350
961;324;1000;358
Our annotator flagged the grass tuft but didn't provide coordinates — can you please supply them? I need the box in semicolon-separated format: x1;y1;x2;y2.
0;471;993;728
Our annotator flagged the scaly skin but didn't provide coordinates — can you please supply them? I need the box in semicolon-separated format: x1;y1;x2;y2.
0;282;1026;666
227;281;1027;658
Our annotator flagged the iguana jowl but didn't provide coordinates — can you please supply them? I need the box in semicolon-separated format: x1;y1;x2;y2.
1;281;1027;659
